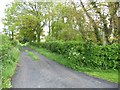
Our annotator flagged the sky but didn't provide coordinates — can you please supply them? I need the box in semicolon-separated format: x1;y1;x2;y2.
0;0;14;32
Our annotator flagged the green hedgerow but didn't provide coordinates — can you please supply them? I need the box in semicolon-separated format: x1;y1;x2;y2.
31;41;119;70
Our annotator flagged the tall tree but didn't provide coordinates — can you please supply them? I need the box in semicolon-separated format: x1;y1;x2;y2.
90;2;119;44
3;2;20;40
80;0;101;44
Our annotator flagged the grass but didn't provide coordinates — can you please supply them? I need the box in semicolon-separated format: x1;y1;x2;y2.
86;71;118;83
1;47;20;88
25;50;39;61
30;45;119;83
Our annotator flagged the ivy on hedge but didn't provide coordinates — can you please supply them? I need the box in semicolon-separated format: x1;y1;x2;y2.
31;41;119;70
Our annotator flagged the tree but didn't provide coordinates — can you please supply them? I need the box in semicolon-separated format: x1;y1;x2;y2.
49;2;85;41
90;2;119;44
3;0;119;44
3;1;47;43
3;2;20;40
17;2;46;42
79;0;119;44
80;0;101;44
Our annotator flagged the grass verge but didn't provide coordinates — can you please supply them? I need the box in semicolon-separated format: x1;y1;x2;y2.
30;45;118;83
25;50;39;61
1;47;20;88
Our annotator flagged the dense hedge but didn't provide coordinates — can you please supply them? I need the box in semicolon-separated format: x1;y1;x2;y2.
0;35;20;88
32;41;119;70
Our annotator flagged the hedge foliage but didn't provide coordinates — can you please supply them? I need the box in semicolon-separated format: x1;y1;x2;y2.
32;41;119;70
0;34;20;88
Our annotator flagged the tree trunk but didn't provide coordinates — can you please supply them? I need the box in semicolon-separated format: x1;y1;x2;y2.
48;19;51;35
37;33;40;43
118;17;120;44
103;23;111;44
11;31;14;40
80;0;101;44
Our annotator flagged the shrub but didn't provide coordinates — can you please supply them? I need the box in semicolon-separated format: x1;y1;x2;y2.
31;41;119;70
0;34;20;88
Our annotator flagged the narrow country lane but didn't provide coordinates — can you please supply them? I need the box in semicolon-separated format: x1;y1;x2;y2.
11;47;118;88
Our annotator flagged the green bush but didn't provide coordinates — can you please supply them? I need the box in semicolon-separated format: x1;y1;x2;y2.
32;41;119;70
0;34;20;88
